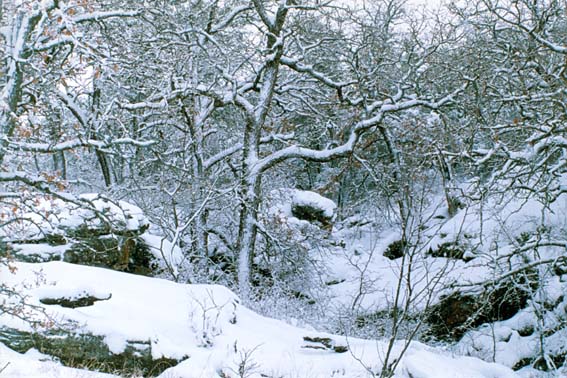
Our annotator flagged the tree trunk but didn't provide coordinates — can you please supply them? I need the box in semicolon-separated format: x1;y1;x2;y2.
437;152;459;217
236;173;262;299
0;10;38;165
95;149;112;187
90;82;112;187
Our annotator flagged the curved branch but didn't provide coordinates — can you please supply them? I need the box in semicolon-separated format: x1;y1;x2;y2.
252;84;467;175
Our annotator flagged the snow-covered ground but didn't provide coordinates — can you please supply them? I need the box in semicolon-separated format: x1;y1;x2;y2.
4;188;565;377
0;261;518;378
0;343;114;378
307;186;567;377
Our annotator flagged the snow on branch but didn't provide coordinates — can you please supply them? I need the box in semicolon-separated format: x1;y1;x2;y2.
528;32;567;54
33;36;76;51
208;5;253;34
0;174;143;232
119;84;255;115
0;172;88;208
204;133;294;170
5;137;157;153
32;8;139;51
251;84;467;175
0;4;56;163
251;0;275;29
120;86;226;110
484;1;567;55
280;57;356;89
71;10;141;24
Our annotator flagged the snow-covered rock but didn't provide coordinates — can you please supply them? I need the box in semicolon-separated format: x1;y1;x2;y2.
1;194;186;279
0;193;149;241
265;188;336;228
292;189;337;220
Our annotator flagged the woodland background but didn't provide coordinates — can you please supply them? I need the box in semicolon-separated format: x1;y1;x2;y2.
2;0;567;377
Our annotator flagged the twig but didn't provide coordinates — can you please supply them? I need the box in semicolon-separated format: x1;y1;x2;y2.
0;362;10;374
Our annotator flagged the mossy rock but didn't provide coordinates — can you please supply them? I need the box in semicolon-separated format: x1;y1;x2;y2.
64;237;121;266
292;204;322;221
514;353;567;372
425;293;480;340
40;293;111;308
7;234;67;247
62;224;114;239
0;326;184;376
9;235;157;275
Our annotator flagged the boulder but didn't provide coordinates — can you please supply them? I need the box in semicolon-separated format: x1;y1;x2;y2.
426;274;536;341
8;226;161;276
265;188;336;231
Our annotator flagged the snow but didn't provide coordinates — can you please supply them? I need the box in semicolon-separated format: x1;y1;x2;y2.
311;180;567;345
403;347;517;378
0;261;518;378
141;233;187;277
319;219;466;314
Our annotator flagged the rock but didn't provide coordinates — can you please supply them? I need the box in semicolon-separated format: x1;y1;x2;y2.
63;231;157;275
11;231;160;277
426;293;479;340
553;258;567;276
40;293;112;308
266;188;336;231
426;273;536;340
427;242;469;261
325;278;345;286
291;190;336;230
302;336;348;353
0;327;184;377
6;195;181;278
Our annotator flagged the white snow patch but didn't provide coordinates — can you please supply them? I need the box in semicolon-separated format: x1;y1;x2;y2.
0;261;518;378
141;233;186;277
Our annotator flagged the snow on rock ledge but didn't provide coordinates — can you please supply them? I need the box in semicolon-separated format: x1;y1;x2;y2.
0;261;519;378
59;193;150;232
0;193;149;241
